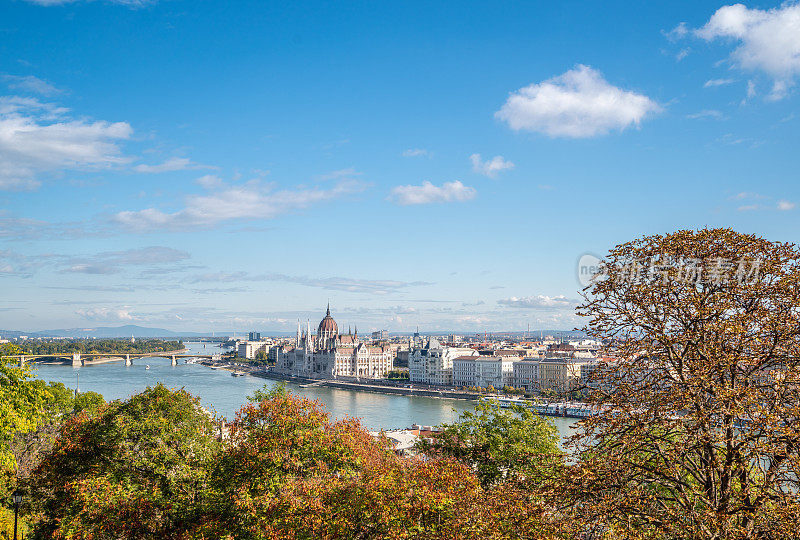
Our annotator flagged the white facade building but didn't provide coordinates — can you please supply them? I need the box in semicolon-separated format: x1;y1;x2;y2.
408;338;477;385
237;340;272;359
452;356;514;389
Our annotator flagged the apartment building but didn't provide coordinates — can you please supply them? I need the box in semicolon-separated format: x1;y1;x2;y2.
237;340;272;359
512;359;540;391
408;338;478;385
452;355;514;389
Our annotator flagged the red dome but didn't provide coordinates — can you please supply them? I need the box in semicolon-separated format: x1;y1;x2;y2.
318;304;339;335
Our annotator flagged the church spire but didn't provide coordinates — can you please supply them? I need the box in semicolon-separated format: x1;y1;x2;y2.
326;301;331;316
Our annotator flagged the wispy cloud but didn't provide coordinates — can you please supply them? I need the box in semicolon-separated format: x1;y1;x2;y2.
497;295;576;310
495;65;661;138
190;271;433;295
114;177;366;231
402;148;432;158
2;75;62;96
0;249;53;278
704;78;735;88
733;192;794;212
1;246;191;276
389;180;475;205
0;96;132;190
75;307;136;321
314;167;361;181
676;47;691;61
470;153;514;178
133;157;212;173
686;109;726;120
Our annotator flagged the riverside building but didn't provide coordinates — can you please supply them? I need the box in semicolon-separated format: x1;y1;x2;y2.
274;304;394;380
452;355;514;389
408;338;478;385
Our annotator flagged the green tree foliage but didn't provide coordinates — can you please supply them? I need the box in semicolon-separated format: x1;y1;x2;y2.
417;399;563;489
20;388;564;539
18;338;183;357
25;384;218;539
246;382;286;403
10;383;106;481
0;344;51;472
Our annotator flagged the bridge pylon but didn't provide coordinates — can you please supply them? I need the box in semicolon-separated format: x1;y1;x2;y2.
72;353;82;367
125;354;132;366
19;356;26;367
171;355;177;366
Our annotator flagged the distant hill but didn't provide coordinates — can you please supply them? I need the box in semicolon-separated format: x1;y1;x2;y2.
2;325;203;339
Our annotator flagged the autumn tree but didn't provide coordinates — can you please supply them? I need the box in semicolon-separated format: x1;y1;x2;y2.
24;384;219;539
0;343;54;510
200;391;558;539
568;229;800;538
417;399;563;489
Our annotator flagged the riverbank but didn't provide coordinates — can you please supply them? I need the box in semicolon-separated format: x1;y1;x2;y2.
254;370;480;400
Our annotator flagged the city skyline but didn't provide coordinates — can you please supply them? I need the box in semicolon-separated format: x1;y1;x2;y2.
2;0;799;332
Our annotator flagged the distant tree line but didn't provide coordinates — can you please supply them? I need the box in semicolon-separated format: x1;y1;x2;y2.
17;339;183;357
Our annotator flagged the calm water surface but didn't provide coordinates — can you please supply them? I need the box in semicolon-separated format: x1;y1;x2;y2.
32;342;579;438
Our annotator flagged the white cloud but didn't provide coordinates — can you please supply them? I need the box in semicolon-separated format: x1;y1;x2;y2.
666;22;690;41
469;154;514;178
733;193;795;212
75;307;135;322
402;148;431;158
497;295;576;309
704;78;735;88
732;191;766;200
676;47;691;61
195;174;224;189
315;167;361;181
389;180;476;205
0;96;131;190
696;3;800;100
133;157;210;173
686;109;726;120
495;65;661;138
115;178;366;231
2;75;62;96
190;271;432;295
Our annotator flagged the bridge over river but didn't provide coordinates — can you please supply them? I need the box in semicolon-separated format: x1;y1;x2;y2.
8;351;222;367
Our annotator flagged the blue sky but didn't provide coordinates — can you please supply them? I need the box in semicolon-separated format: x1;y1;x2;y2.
1;0;799;333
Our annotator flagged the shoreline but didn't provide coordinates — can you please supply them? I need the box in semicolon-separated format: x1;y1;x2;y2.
247;368;481;401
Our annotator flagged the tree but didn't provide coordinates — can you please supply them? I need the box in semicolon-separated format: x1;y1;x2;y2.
0;344;51;473
25;384;219;539
9;383;106;482
569;229;800;538
246;382;287;403
199;392;556;539
417;399;563;489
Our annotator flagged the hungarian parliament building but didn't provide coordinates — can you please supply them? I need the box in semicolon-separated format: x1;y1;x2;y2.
273;304;394;380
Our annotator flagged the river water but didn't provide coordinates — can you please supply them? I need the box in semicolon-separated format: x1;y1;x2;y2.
32;341;579;438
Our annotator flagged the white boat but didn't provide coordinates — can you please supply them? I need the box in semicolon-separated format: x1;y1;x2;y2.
145;365;151;370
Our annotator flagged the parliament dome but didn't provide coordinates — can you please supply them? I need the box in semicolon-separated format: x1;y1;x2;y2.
318;304;339;335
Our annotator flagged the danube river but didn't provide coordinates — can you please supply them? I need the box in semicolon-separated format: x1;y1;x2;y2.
32;341;579;439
